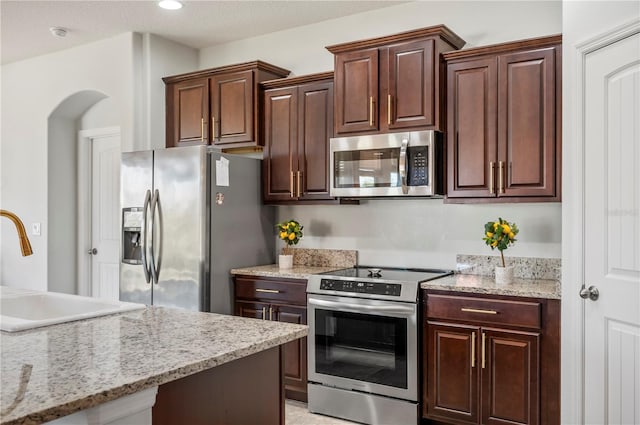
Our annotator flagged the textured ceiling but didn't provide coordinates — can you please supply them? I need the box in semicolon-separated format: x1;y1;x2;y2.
0;0;408;65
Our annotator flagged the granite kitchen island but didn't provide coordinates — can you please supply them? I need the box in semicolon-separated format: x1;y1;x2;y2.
0;306;307;425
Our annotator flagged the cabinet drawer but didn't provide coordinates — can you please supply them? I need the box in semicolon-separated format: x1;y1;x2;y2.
234;276;307;305
426;294;541;329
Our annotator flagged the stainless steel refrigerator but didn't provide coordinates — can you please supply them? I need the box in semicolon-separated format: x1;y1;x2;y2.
119;145;274;314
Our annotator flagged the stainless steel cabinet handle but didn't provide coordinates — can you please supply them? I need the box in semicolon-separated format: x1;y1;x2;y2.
498;161;505;194
212;116;215;140
261;307;266;320
269;307;273;321
200;118;204;143
387;95;392;125
471;332;476;368
579;285;599;301
87;248;98;255
256;288;280;294
296;171;302;198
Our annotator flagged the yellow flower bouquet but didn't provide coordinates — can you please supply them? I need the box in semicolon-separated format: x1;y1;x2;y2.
483;217;518;267
276;219;303;254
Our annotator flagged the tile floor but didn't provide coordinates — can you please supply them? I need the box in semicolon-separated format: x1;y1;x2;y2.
285;400;357;425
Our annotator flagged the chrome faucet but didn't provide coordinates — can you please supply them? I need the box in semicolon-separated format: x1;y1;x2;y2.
0;209;33;256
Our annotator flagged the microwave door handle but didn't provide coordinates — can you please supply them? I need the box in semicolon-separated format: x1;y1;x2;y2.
308;297;415;316
399;138;409;194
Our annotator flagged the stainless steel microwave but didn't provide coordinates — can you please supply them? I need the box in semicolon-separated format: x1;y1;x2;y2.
329;130;444;198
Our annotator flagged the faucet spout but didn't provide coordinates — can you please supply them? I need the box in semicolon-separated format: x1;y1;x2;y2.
0;209;33;256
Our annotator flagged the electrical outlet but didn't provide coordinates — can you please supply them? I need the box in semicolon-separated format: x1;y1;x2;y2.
32;223;41;236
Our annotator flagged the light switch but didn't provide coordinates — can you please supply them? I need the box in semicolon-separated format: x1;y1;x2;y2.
32;223;41;236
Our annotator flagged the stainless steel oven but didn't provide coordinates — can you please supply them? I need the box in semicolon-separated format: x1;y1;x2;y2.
307;267;452;425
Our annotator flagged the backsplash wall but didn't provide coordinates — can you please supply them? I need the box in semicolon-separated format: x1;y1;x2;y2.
276;201;561;270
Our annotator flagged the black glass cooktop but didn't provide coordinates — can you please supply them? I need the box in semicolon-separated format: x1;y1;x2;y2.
321;266;453;283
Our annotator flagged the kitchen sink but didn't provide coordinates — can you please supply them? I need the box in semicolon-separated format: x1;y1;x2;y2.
0;286;145;332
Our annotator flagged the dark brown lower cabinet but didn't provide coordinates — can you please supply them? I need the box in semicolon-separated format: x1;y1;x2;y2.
153;345;284;425
422;291;559;425
234;276;308;402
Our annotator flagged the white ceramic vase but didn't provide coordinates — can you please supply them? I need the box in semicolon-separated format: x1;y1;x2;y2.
494;265;515;285
279;254;293;269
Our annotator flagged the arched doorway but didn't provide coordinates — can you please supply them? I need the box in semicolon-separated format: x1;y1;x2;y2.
47;90;120;297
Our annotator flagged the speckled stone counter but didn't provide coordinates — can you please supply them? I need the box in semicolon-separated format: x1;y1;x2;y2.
230;264;346;280
0;307;307;425
421;274;560;299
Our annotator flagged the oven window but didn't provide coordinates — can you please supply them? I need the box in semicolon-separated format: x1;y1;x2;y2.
314;309;407;389
334;148;400;188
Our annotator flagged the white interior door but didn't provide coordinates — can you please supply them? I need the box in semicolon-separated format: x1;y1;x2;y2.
584;31;640;424
90;134;121;300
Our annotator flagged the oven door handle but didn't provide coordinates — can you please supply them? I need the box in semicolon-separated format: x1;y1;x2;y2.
308;297;415;316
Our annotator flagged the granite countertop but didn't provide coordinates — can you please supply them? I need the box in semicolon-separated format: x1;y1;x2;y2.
421;274;560;299
0;307;307;425
230;264;347;280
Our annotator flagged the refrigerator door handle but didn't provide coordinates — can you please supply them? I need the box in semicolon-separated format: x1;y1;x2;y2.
141;190;152;284
152;189;163;283
149;189;158;284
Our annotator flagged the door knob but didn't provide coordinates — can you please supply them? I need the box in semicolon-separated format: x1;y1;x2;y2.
87;248;98;255
579;285;599;301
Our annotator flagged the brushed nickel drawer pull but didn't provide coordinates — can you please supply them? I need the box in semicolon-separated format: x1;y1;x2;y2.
369;96;374;126
482;332;486;369
461;307;498;315
256;288;281;294
471;332;476;368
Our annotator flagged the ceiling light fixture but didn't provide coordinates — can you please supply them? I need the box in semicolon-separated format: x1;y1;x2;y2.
49;27;68;38
158;0;183;10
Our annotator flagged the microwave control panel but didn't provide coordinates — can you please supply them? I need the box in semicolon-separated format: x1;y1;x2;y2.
407;146;429;186
319;279;402;296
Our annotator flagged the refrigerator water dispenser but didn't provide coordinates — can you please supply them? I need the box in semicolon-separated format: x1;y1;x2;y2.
122;207;143;264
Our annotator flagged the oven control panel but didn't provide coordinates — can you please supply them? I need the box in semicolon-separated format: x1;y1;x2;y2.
319;279;402;296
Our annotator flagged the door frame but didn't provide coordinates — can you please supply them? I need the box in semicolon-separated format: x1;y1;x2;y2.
562;18;640;425
77;126;121;297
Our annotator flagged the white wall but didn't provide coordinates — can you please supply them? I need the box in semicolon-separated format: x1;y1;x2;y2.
200;0;563;266
200;1;562;74
561;2;640;424
0;31;197;290
1;33;139;290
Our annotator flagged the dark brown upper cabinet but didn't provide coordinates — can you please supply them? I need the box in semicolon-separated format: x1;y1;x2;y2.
262;72;335;204
444;35;562;203
164;61;290;150
326;25;466;136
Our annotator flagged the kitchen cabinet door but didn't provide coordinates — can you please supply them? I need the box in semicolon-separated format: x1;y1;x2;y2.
334;48;379;134
481;329;540;425
166;78;209;147
444;35;561;203
262;73;335;204
498;47;557;198
210;70;254;146
297;81;334;201
235;300;269;320
387;39;437;130
426;322;479;425
274;304;308;402
446;57;498;198
263;87;298;202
